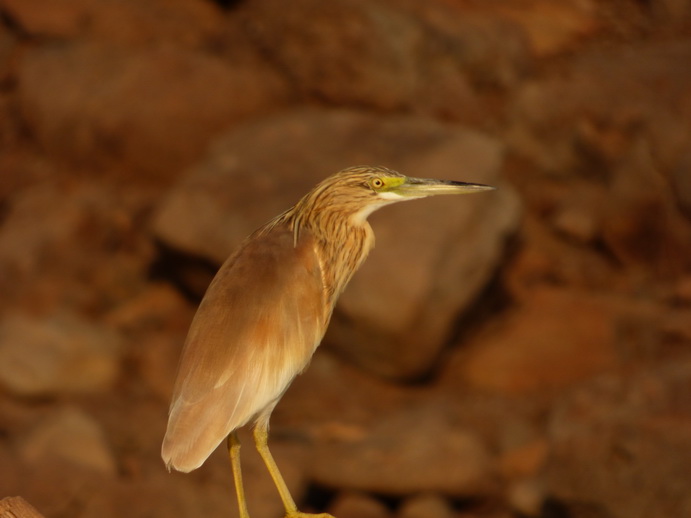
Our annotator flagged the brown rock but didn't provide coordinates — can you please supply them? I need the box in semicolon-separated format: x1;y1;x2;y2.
387;0;532;91
2;0;221;46
0;444;20;499
509;40;691;179
551;205;598;243
671;150;691;218
398;494;454;518
0;179;156;315
327;492;392;518
79;424;310;518
17;459;115;518
492;0;600;57
506;478;545;517
0;29;13;95
451;288;617;394
20;407;116;475
17;42;289;178
232;0;419;111
131;334;183;401
0;183;85;282
601;139;691;278
674;275;691;304
311;404;494;497
505;212;619;296
1;0;92;39
0;312;122;396
276;350;406;432
545;361;691;518
85;0;222;48
153;108;520;380
77;477;180;518
498;439;548;479
548;182;605;244
77;472;230;518
230;0;531;120
103;282;191;333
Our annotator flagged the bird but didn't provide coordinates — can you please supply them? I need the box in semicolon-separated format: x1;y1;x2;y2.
161;165;494;518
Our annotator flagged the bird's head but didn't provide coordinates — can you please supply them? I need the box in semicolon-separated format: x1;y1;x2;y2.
301;165;495;225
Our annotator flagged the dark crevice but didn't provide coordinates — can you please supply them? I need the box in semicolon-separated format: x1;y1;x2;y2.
410;233;519;386
206;0;246;10
300;483;337;514
0;7;27;38
148;242;219;303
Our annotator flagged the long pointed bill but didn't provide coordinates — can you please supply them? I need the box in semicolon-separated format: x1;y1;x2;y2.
391;176;495;198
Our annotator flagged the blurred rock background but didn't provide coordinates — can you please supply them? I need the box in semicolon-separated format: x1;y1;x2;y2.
0;0;690;517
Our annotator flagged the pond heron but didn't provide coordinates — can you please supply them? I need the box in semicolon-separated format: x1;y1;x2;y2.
162;165;494;517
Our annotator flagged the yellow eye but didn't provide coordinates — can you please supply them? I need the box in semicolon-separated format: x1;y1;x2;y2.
371;178;384;189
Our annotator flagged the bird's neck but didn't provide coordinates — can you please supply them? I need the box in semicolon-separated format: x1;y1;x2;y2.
291;206;374;306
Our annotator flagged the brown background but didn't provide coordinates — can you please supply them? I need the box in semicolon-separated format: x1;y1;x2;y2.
1;1;690;517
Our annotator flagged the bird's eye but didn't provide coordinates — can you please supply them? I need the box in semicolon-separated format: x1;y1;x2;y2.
371;178;384;189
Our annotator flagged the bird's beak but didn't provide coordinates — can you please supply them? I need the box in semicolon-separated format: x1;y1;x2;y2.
391;176;495;198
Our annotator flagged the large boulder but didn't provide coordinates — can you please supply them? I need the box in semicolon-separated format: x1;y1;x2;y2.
227;0;531;120
17;42;289;178
153;108;519;380
0;312;122;397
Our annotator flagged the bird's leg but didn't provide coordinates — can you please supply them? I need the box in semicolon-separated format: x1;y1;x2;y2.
252;422;335;518
252;422;298;514
228;432;251;518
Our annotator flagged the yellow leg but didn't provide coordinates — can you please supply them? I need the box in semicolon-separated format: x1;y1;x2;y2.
228;432;251;518
252;422;335;518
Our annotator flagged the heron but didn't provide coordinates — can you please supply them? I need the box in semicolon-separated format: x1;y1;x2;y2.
161;165;494;517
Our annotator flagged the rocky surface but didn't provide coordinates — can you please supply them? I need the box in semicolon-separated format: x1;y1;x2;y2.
328;492;393;518
1;0;690;517
0;312;121;396
398;494;456;518
312;402;494;497
152;109;521;379
19;406;117;475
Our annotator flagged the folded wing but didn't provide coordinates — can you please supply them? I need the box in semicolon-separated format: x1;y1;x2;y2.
161;225;326;472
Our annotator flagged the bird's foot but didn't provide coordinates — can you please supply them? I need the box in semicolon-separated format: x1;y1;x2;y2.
285;513;335;518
